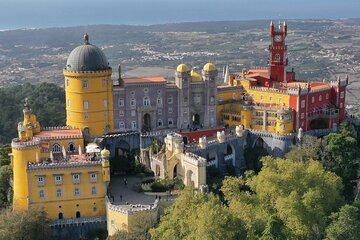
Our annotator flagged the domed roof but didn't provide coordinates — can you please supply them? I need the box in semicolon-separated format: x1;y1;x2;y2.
190;69;202;82
65;34;110;72
176;63;190;72
203;63;216;71
100;148;110;157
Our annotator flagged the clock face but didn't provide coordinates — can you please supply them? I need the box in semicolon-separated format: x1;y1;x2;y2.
274;35;282;42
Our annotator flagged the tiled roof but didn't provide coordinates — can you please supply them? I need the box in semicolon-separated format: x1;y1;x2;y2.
35;129;82;140
123;76;167;84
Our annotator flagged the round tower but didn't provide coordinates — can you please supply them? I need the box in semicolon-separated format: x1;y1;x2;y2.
64;34;114;138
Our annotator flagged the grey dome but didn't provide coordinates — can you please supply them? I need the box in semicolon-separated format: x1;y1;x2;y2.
65;34;110;71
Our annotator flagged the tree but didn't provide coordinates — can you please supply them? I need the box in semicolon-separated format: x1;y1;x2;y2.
0;165;11;207
286;135;323;162
0;144;11;166
0;207;50;240
150;188;246;240
221;157;344;239
325;204;360;240
323;121;359;200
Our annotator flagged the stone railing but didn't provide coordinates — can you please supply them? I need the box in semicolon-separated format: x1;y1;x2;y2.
49;216;106;227
250;129;295;140
11;137;41;150
103;131;139;138
37;134;83;140
183;152;206;167
41;126;72;131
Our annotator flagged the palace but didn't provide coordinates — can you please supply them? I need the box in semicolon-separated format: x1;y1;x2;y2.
9;22;348;237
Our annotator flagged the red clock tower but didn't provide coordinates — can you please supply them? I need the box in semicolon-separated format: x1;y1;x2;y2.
269;21;288;82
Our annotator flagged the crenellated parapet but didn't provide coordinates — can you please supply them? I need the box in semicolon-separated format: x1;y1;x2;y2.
183;152;207;167
26;160;102;171
106;196;159;216
250;129;294;140
11;137;41;150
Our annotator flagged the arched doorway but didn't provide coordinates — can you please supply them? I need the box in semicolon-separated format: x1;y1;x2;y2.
192;113;200;126
58;212;63;219
254;137;265;148
76;211;81;218
143;113;151;131
173;163;179;178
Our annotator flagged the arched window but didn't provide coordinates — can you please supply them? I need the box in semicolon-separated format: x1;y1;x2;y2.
52;143;61;153
67;142;76;152
76;211;81;218
58;212;63;219
143;97;150;106
104;124;110;133
84;127;90;135
83;100;89;109
275;54;281;62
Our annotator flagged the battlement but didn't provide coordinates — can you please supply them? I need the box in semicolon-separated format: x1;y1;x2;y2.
26;158;102;171
106;196;159;216
250;129;295;140
11;137;41;150
330;76;348;88
249;86;288;94
183;152;206;167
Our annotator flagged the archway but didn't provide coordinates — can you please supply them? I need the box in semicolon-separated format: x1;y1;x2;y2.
58;212;63;220
186;170;195;187
192;113;200;126
207;150;218;167
67;142;76;153
254;137;265;148
310;118;328;130
173;163;179;178
143;113;151;131
76;211;81;218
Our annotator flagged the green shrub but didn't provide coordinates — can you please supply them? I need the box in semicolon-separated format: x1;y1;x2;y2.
150;181;168;192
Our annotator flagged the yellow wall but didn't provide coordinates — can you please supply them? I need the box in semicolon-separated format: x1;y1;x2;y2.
28;165;107;220
12;145;41;210
64;69;114;137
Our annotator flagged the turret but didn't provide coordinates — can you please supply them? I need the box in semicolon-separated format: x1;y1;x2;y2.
118;64;124;86
217;131;225;143
199;136;207;149
101;148;111;183
269;21;274;35
283;21;287;36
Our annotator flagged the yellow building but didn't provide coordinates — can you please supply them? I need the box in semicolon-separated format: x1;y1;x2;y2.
64;34;114;138
11;100;110;220
216;70;294;135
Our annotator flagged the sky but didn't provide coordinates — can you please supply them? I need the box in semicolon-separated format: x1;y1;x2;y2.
0;0;359;29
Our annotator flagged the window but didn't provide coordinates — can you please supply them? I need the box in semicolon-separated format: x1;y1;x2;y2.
56;189;62;198
194;96;201;104
144;88;149;93
74;188;80;196
301;100;305;108
167;96;173;104
275;54;280;62
91;186;97;195
157;109;162;115
143;97;150;106
261;95;264;101
118;99;124;107
280;124;285;130
232;93;236;100
90;173;97;182
210;96;215;104
82;80;88;88
119;111;124;117
102;79;107;87
83;100;89;109
119;122;125;129
104;111;108;117
103;100;108;108
301;113;304;119
340;102;343;108
269;96;273;103
37;177;45;186
130;98;136;107
157;97;163;106
84;113;89;120
55;175;62;185
66;79;70;87
131;110;136;117
157;89;162;95
168;118;173;126
39;190;45;199
311;96;315;103
131;121;136;129
67;142;76;152
52;143;61;153
340;91;345;99
84;127;90;135
168;107;173;114
158;119;163;127
326;93;329;99
68;99;71;108
301;122;304;127
319;95;322;101
73;174;80;184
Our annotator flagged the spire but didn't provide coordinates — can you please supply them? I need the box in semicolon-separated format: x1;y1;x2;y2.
84;33;89;45
223;65;230;84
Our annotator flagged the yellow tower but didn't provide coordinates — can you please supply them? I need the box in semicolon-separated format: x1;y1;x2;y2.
12;99;41;210
64;34;114;138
